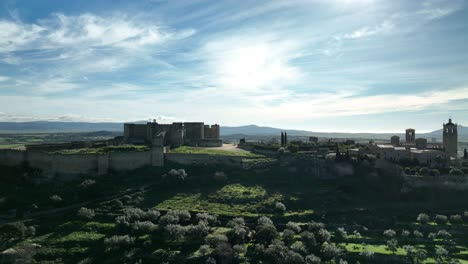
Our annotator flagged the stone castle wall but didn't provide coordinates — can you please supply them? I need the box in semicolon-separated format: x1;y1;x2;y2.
0;147;243;177
0;148;163;177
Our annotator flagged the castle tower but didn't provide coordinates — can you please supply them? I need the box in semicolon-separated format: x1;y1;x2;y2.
405;128;415;143
443;118;458;158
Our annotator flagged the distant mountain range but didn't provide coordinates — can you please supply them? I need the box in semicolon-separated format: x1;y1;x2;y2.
0;121;466;141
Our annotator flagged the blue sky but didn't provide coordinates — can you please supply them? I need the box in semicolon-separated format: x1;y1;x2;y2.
0;0;467;132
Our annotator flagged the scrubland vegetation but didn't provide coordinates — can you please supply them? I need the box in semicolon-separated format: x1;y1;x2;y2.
2;156;468;263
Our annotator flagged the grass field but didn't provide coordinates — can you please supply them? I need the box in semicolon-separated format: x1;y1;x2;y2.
170;146;262;157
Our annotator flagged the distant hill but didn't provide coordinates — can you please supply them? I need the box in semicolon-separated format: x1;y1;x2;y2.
0;121;466;141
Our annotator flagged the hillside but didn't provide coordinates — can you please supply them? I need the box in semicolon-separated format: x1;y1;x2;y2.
0;121;467;141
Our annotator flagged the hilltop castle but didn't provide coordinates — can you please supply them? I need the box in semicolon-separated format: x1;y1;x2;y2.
123;121;222;147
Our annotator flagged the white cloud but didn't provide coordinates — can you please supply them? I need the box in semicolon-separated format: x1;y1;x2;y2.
339;20;394;40
0;76;10;82
0;13;190;53
35;78;79;93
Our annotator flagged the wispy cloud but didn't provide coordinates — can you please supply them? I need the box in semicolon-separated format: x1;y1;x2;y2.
0;76;10;82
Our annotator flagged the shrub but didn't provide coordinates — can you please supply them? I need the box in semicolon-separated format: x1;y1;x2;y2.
131;221;157;233
104;235;135;251
256;223;278;245
450;214;463;224
401;230;410;238
159;214;180;226
170;210;191;223
78;179;96;189
163;169;188;182
465;211;468;219
419;167;430;176
228;218;249;243
291;241;307;255
435;214;448;225
77;207;95;220
146;209;161;221
198;245;212;256
50;195;62;203
417;213;430;224
413;230;424;238
286;222;302;234
164;224;186;240
257;216;274;226
123;207;147;221
205;234;229;248
321;242;342;261
301;231;317;250
383;229;396;238
282;229;295;246
196;213;218;225
233;244;247;259
186;221;210;239
275;202;286;213
430;169;440;177
436;230;452;240
305;254;321;264
317;228;331;243
335;227;347;239
307;221;325;231
359;248;374;260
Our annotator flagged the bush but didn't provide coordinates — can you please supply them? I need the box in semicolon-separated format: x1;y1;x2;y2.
257;216;274;226
359;248;375;260
301;231;317;250
228;218;249;243
205;234;229;248
435;214;448;225
123;207;147;221
282;229;295;246
159;213;180;226
383;229;396;238
436;230;452;240
307;221;325;231
275;202;286;213
163;169;188;182
256;223;278;245
0;222;36;239
317;228;331;243
198;245;212;256
450;214;463;224
286;222;301;234
78;179;96;189
291;241;307;255
131;221;157;233
321;242;342;261
77;207;95;220
413;230;424;238
146;209;161;221
104;235;135;251
335;227;347;239
196;213;218;225
186;221;210;239
305;254;321;264
170;210;191;222
417;213;430;224
164;224;186;240
419;167;430;176
50;195;62;203
401;230;410;238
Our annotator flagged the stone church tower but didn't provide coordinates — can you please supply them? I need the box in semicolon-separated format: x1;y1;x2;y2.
443;118;458;158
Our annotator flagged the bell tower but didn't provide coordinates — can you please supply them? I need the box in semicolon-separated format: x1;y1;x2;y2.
443;118;458;158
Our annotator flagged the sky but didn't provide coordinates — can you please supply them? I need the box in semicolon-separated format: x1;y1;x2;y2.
0;0;467;133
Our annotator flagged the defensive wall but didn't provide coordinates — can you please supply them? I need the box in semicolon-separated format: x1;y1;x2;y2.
0;147;164;177
0;147;247;177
